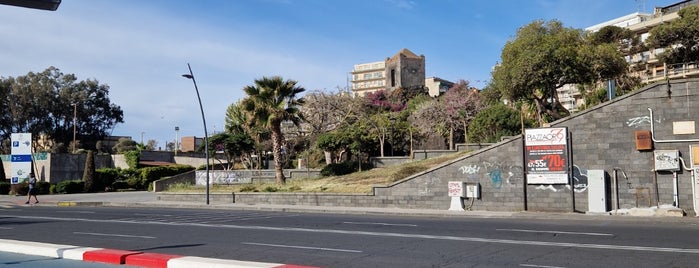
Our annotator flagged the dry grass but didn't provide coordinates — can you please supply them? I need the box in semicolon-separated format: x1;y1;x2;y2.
168;151;469;194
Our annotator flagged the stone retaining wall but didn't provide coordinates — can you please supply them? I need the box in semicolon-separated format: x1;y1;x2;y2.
154;79;699;214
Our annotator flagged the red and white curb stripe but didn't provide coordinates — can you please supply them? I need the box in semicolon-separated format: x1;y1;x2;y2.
0;239;318;268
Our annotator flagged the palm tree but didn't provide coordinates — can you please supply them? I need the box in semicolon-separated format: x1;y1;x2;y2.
241;76;305;184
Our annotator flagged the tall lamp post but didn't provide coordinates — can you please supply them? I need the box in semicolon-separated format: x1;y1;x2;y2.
174;126;179;156
182;63;210;205
72;103;77;153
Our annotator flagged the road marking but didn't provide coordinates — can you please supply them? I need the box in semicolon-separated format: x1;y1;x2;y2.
497;228;613;236
8;214;699;254
520;264;566;268
56;211;95;214
0;227;13;230
73;232;156;239
242;242;362;253
134;213;173;217
343;221;418;227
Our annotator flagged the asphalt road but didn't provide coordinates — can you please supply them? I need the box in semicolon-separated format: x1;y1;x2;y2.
2;206;699;267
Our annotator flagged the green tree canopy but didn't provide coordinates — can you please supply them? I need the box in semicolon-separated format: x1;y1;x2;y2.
467;103;530;143
0;67;124;153
241;76;305;184
647;5;699;64
206;132;255;170
491;20;627;125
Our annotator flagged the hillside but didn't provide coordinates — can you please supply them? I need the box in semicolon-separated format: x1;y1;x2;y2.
170;151;470;193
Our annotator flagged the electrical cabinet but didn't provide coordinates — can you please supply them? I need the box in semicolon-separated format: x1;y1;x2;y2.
654;150;680;171
587;170;607;213
466;183;480;199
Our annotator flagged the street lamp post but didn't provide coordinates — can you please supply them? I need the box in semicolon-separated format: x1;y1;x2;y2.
174;126;179;156
182;63;210;205
72;103;77;153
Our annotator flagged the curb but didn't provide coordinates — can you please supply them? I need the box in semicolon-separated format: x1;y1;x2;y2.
0;239;319;268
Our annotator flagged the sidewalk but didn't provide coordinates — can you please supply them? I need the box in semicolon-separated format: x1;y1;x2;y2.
0;191;695;223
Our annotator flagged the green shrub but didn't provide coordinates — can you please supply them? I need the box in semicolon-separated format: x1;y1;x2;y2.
320;161;371;176
124;150;140;169
36;181;51;195
0;182;10;195
138;165;195;190
83;150;96;192
95;168;120;192
15;183;28;195
55;180;84;194
49;184;56;194
111;181;131;191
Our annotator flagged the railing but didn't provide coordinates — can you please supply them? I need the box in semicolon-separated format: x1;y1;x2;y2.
642;61;699;82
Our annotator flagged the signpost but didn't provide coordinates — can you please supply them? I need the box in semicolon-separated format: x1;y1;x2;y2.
10;133;32;184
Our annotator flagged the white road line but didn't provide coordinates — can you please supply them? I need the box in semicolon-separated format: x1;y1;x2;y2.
8;214;699;254
497;228;613;236
134;213;173;217
343;221;418;227
73;232;156;239
520;264;566;268
0;227;13;230
56;211;96;214
242;242;362;253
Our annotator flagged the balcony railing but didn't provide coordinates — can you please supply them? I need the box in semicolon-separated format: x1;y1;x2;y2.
641;61;699;83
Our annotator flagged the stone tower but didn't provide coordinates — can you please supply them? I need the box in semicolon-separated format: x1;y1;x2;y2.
385;48;425;91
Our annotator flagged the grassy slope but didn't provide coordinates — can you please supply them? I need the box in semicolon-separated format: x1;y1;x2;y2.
169;151;469;193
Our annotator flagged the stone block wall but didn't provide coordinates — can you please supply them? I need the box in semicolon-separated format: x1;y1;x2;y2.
552;79;699;213
157;78;699;214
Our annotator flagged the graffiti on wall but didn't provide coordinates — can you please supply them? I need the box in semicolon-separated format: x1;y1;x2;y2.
458;165;480;175
626;114;663;128
458;161;523;189
533;165;588;193
626;116;651;128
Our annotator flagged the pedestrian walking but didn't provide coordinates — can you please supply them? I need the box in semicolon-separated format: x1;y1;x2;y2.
25;173;38;204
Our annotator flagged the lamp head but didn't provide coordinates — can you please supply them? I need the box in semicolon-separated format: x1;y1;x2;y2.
182;74;193;79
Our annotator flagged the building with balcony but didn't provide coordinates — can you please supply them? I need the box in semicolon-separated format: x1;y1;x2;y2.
556;0;699;113
586;0;699;84
350;48;426;97
350;61;386;96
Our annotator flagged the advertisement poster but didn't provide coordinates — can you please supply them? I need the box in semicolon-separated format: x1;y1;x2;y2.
10;133;32;184
524;128;569;184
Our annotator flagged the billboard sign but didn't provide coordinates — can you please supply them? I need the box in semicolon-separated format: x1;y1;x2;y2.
10;133;32;184
524;128;569;184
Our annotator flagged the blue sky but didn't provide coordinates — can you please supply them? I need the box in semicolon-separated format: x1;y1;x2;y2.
0;0;678;148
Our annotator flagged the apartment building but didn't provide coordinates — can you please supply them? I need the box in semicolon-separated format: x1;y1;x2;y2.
557;0;699;112
587;0;699;84
350;48;426;97
350;61;385;96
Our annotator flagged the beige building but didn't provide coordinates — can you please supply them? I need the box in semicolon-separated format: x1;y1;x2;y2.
586;0;699;84
424;77;454;97
350;48;426;97
558;0;699;113
350;61;385;96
